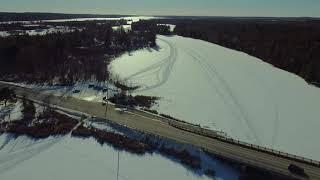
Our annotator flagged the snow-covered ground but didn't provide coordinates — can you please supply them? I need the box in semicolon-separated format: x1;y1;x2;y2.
109;35;320;161
24;26;76;36
0;16;157;37
0;26;80;37
112;25;132;32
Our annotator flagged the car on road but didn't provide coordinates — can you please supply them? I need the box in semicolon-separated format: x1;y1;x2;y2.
288;164;307;177
115;107;127;114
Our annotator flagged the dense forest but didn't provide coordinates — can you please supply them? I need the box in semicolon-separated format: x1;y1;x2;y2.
131;20;172;36
0;20;157;84
153;18;320;84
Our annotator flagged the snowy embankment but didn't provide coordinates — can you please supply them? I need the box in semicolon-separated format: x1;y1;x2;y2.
109;35;320;161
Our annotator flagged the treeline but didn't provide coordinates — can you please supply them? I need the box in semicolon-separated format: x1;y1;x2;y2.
132;20;173;37
148;17;320;83
171;18;320;83
0;21;156;84
0;23;48;31
0;12;126;22
0;20;127;32
43;19;128;28
0;20;130;39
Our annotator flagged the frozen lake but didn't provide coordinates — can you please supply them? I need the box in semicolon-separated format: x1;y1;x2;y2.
110;35;320;161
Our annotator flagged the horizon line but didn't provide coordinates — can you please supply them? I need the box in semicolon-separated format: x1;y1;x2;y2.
0;11;320;19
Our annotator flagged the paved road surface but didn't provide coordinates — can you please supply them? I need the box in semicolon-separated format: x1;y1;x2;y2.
1;82;320;180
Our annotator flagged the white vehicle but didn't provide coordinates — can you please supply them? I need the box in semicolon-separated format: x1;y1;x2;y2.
115;107;127;113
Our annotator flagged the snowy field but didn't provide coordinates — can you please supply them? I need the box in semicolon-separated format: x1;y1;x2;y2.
109;35;320;161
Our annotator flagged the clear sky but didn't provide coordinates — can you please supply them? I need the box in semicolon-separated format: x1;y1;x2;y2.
0;0;319;17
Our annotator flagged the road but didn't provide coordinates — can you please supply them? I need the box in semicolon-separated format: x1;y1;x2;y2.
1;81;320;180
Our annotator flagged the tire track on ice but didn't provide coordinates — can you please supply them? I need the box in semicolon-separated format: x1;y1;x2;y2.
184;47;261;144
124;37;178;92
246;75;280;148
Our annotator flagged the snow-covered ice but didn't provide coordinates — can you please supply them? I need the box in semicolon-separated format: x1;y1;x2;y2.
109;35;320;161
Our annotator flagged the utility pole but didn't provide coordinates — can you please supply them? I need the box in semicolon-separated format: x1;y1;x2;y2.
103;71;109;118
104;79;109;117
116;151;120;180
106;80;109;114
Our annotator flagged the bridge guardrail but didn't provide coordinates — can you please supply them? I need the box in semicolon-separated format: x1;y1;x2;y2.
126;106;320;167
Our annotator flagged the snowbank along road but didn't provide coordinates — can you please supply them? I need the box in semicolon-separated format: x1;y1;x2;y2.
0;82;320;180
